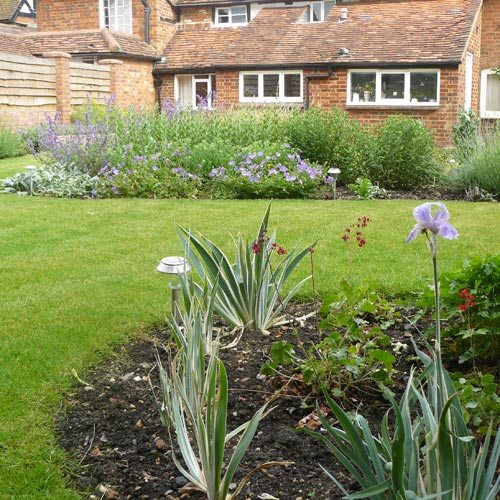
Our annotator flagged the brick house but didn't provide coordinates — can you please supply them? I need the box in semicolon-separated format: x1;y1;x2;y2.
2;0;500;146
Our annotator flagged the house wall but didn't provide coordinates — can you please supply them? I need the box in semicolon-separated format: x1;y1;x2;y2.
37;0;100;31
178;6;211;30
159;67;464;147
37;0;177;52
99;57;156;110
480;0;500;70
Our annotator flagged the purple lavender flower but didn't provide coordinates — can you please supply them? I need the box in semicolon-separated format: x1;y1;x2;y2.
406;202;458;243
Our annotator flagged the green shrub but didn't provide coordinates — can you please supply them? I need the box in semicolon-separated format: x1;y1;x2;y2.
450;136;500;199
433;254;500;364
451;108;482;163
0;127;27;159
368;115;442;190
285;107;371;184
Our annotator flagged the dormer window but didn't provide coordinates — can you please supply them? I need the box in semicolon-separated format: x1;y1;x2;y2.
305;1;334;23
215;6;248;26
100;0;132;34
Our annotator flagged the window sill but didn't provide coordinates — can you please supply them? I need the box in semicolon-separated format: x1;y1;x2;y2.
346;102;439;109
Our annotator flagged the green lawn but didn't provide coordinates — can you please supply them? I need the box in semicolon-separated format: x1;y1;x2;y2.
0;154;37;180
0;177;497;498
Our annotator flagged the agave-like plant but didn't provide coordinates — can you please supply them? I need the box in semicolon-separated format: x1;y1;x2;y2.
176;202;314;334
155;286;288;500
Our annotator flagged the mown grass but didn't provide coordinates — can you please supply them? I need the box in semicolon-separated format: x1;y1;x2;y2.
0;154;37;180
0;187;497;498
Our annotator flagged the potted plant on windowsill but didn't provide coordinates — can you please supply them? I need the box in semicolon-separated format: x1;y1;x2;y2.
355;82;375;102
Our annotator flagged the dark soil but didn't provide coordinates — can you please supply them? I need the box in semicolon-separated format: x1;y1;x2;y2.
56;303;425;500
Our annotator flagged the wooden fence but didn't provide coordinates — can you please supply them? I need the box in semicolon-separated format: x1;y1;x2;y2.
0;52;112;130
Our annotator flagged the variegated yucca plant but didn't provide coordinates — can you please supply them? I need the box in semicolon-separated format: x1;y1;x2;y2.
176;202;314;334
306;203;500;500
155;286;288;500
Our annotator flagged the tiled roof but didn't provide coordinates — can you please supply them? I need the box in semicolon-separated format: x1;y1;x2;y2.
27;29;160;59
0;0;19;21
0;24;32;55
171;0;250;5
157;0;481;72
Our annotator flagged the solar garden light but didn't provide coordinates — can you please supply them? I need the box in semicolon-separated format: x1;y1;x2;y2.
25;165;37;196
156;256;191;324
327;167;341;200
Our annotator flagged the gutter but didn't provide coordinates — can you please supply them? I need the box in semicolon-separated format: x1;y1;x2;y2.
304;65;333;110
141;0;151;45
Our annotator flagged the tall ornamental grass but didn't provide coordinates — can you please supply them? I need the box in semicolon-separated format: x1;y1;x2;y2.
451;135;500;199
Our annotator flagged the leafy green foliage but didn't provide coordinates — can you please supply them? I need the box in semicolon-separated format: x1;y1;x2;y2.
453;372;500;435
1;162;100;197
177;203;314;333
0;127;28;159
451;108;481;162
347;177;387;200
450;135;500;199
367;115;442;190
261;281;399;396
285;107;371;183
421;254;500;363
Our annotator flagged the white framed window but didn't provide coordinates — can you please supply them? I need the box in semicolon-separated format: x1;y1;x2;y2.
480;68;500;118
240;71;303;103
464;52;473;111
100;0;132;34
175;74;216;109
348;69;440;106
304;1;334;23
214;6;248;26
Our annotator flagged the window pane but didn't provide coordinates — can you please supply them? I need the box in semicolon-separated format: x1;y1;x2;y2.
351;72;375;102
410;72;437;102
486;74;500;112
243;75;259;98
217;8;229;23
311;2;322;22
231;5;247;23
210;75;216;107
381;73;404;99
324;1;334;18
263;74;279;97
284;74;301;97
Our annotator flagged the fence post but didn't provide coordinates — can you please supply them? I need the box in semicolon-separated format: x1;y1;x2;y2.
98;59;123;107
42;51;72;124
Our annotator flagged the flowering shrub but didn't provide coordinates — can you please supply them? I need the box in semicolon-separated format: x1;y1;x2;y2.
208;144;328;199
98;144;201;198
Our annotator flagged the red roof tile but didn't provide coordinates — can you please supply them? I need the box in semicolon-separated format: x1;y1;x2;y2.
27;29;160;59
157;0;481;72
0;24;32;55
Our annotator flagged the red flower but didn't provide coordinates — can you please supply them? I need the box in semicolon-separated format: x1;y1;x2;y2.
277;245;287;255
252;243;261;254
309;247;315;254
341;234;350;242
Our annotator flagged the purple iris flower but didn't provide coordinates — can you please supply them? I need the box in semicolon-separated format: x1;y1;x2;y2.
406;202;458;243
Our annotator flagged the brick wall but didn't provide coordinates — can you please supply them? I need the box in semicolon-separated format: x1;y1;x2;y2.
99;58;156;110
149;0;177;52
178;7;212;30
480;0;500;70
37;0;100;31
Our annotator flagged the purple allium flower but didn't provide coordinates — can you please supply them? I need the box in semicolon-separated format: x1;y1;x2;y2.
406;202;458;243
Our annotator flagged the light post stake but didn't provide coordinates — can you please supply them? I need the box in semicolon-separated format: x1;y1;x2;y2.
327;167;341;200
156;256;191;324
25;165;37;196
